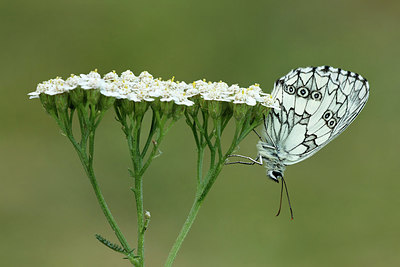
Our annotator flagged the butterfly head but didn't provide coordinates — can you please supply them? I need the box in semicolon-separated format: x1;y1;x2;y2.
267;170;283;183
264;158;286;182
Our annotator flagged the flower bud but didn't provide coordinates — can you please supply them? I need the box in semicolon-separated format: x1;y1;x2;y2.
134;101;149;119
144;211;151;220
151;99;161;112
159;101;174;118
39;94;56;115
172;103;185;121
232;103;250;121
186;96;200;117
207;100;223;119
55;93;70;115
119;99;134;114
251;103;268;124
86;89;101;106
98;95;115;111
69;87;85;107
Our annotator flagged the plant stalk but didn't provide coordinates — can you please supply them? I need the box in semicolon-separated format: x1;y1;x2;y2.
165;113;259;266
65;121;137;265
165;198;202;267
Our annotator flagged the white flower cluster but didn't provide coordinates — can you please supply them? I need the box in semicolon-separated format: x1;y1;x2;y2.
28;70;280;109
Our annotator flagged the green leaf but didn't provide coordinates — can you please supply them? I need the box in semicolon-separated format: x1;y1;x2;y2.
95;234;130;254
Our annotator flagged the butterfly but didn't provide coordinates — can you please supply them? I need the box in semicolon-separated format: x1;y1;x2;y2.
228;66;369;218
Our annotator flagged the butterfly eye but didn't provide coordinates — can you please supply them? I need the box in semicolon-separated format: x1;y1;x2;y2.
327;117;337;129
268;170;282;182
273;171;282;178
284;85;296;95
311;91;322;101
296;87;310;98
322;110;334;121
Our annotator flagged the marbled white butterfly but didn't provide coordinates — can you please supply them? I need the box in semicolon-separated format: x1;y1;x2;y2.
229;66;369;218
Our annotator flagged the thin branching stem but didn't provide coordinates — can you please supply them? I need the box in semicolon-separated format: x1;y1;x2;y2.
185;113;200;148
165;109;262;266
196;147;205;186
141;111;157;157
116;105;180;267
117;110;146;267
61;107;137;265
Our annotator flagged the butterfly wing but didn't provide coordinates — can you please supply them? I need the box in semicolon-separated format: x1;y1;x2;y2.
264;66;369;165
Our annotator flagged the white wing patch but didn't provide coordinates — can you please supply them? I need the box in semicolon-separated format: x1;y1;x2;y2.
284;124;307;151
262;66;369;166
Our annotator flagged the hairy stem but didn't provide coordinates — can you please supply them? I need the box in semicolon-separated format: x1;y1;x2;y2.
125;115;145;266
166;114;249;266
165;198;202;267
124;108;178;266
164;102;268;266
66;123;137;265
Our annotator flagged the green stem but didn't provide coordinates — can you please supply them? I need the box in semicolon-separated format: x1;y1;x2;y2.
67;132;137;265
125;111;177;266
214;118;223;161
199;123;241;201
134;172;145;266
196;147;204;186
165;118;251;266
126;117;145;266
165;198;202;267
141;111;157;157
86;155;135;262
140;118;176;176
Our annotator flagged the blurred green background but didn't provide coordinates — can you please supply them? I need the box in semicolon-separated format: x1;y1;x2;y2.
1;0;399;266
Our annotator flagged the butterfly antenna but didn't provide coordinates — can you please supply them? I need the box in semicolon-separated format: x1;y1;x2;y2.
282;177;294;220
275;178;284;217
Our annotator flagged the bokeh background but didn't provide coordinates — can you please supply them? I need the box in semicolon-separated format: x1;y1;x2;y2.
1;0;399;266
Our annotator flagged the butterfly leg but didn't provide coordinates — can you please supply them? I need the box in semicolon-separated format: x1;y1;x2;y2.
225;154;263;166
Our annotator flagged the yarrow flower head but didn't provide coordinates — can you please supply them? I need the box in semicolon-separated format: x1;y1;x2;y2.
28;69;280;120
257;94;281;110
28;77;66;99
103;70;119;81
79;70;105;90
